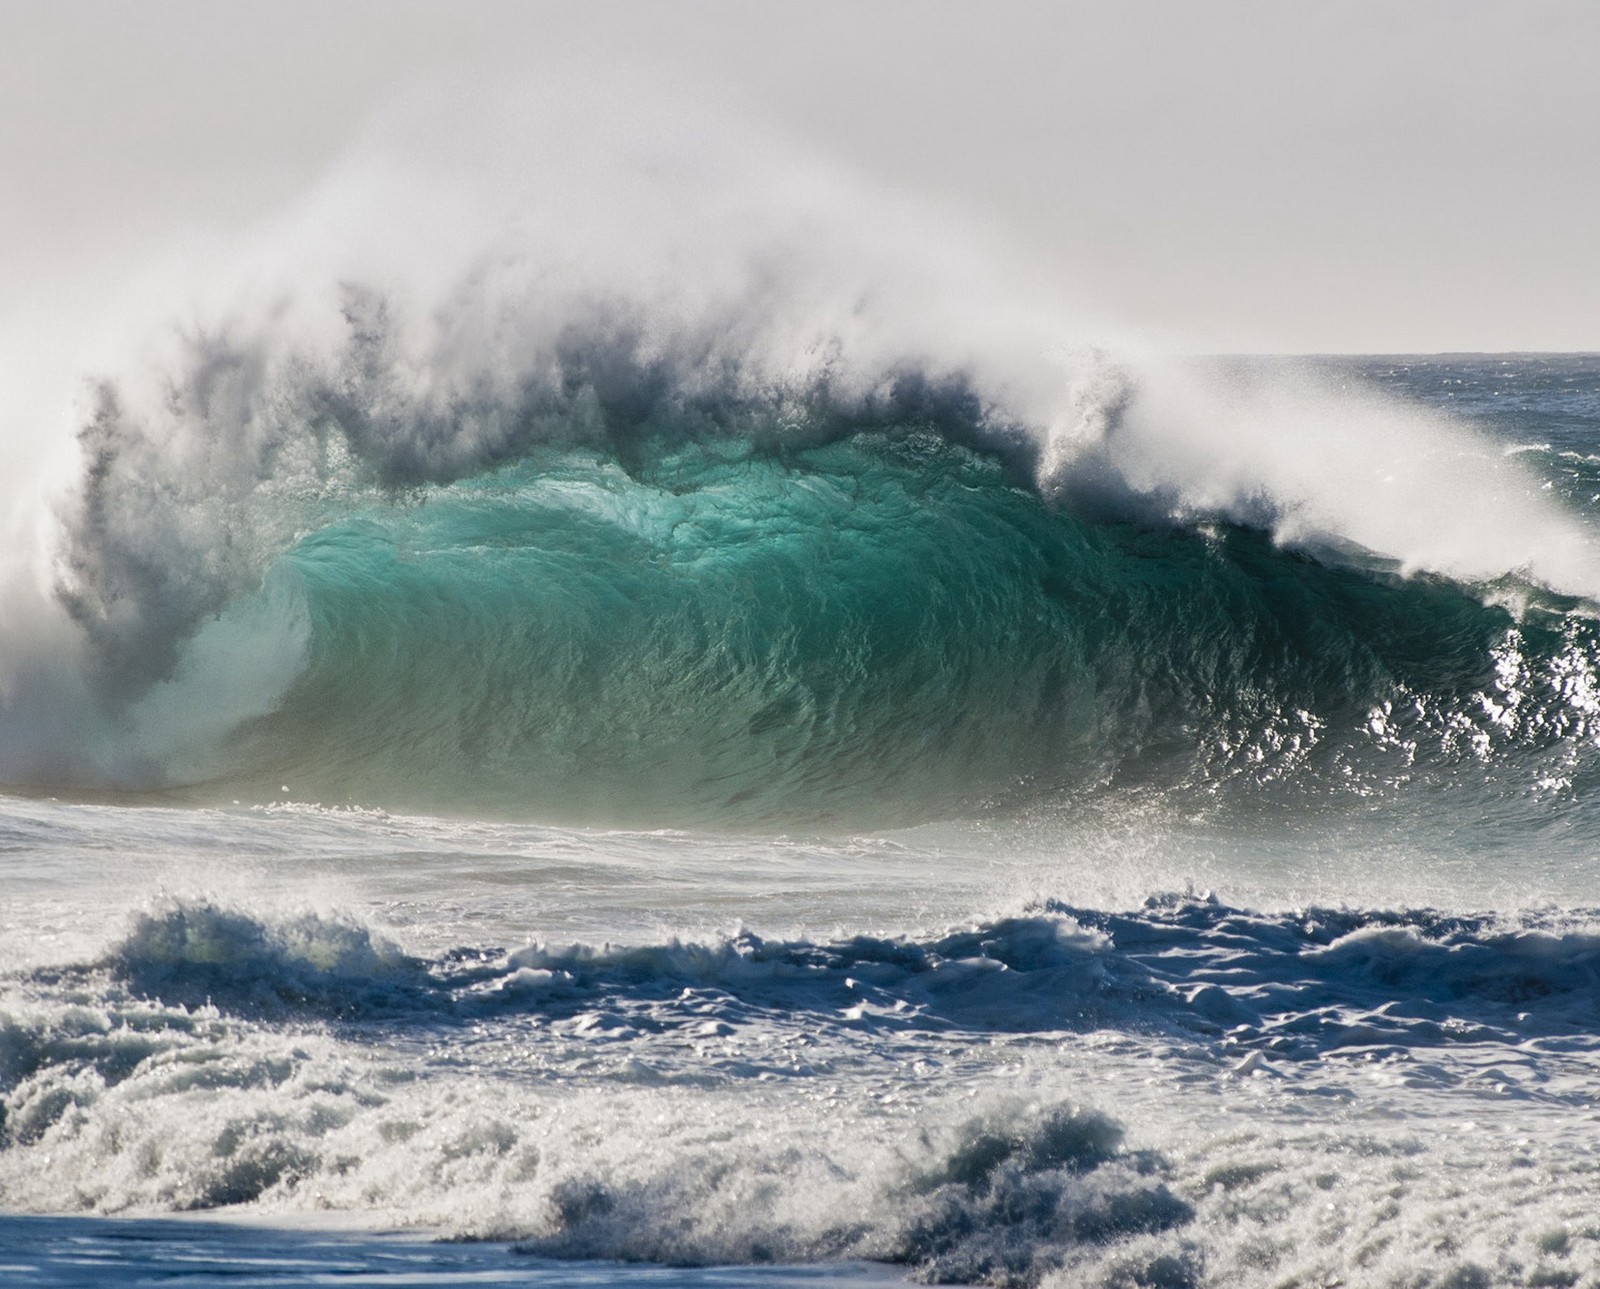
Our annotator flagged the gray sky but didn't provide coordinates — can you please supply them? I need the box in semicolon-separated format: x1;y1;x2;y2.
2;0;1597;354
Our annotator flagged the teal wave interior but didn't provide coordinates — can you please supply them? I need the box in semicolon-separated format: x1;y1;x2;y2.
200;419;1600;827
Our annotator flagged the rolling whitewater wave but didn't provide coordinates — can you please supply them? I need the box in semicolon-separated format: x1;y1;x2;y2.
7;893;1600;1284
75;895;1600;1048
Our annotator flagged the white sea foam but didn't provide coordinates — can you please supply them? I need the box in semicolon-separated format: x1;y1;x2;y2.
5;887;1600;1286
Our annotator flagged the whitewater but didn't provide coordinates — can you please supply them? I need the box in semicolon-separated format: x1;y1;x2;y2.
5;111;1600;1284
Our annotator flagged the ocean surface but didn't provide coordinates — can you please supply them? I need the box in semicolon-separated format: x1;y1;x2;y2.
5;345;1600;1287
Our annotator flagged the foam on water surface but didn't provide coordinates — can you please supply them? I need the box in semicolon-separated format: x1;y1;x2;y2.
6;841;1600;1286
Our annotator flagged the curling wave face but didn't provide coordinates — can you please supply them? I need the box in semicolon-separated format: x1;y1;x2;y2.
208;422;1600;828
9;271;1600;832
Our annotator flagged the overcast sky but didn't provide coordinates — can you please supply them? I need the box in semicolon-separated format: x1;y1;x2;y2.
2;0;1597;355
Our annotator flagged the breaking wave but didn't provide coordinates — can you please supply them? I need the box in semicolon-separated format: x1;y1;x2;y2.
5;244;1600;829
